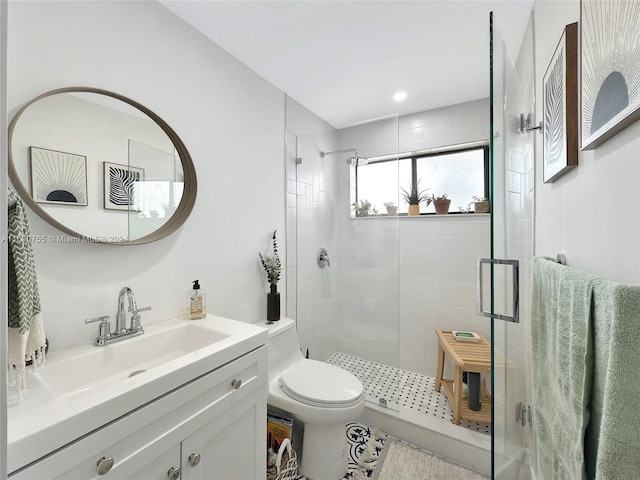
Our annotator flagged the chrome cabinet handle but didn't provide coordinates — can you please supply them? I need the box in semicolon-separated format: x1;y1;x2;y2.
231;378;242;390
167;466;181;480
188;452;201;467
476;257;520;323
96;456;114;476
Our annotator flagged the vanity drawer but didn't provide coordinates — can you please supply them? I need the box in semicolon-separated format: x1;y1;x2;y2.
10;346;267;479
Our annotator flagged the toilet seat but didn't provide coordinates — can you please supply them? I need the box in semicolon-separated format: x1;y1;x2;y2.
279;360;364;408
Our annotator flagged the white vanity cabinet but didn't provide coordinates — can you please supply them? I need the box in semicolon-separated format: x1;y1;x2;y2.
9;346;267;480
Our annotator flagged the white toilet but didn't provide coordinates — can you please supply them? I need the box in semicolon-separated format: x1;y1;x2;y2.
260;317;365;480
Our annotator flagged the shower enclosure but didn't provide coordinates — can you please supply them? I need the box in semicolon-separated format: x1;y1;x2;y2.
285;9;535;479
284;106;401;413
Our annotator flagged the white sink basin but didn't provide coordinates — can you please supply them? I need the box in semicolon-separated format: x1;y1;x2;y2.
31;321;229;397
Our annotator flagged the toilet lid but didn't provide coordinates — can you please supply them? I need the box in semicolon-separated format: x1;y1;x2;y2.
279;360;364;407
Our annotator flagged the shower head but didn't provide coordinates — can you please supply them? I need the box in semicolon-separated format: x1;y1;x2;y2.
319;147;369;166
345;154;369;166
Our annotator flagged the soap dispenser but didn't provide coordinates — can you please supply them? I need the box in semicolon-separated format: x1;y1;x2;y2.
187;280;207;320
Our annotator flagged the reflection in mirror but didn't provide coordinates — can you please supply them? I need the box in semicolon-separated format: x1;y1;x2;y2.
127;140;184;239
9;88;196;245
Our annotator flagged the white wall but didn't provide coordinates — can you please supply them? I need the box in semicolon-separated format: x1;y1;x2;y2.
531;1;640;477
534;0;640;285
6;1;286;351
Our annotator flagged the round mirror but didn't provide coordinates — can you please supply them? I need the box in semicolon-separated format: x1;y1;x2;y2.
8;87;197;245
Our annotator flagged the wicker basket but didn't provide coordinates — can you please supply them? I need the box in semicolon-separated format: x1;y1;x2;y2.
266;438;298;480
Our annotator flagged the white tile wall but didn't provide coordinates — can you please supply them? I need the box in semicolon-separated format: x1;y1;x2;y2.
333;100;492;377
332;214;491;377
285;97;340;360
287;98;494;385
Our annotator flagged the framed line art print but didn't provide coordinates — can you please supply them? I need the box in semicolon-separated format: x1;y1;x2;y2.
581;0;640;150
30;146;88;205
103;161;144;211
543;22;578;183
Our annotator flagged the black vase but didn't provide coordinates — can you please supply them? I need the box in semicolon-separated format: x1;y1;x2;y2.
267;284;280;321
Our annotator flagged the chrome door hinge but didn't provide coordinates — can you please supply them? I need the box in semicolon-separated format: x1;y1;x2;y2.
516;402;532;426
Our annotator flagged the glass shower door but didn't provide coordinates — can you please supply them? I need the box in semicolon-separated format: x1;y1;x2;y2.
488;10;535;479
285;99;401;414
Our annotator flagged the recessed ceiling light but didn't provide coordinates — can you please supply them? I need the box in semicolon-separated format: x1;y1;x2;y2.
393;91;407;102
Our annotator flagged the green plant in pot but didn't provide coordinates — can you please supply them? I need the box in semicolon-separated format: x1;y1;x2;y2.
401;180;431;216
472;195;490;213
433;194;451;215
352;199;372;217
258;230;281;321
383;201;398;216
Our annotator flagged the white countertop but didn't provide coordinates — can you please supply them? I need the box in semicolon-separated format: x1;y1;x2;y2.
7;314;267;474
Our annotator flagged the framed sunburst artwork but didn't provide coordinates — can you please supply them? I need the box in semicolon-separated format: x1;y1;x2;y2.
543;23;578;183
29;146;88;205
103;161;145;211
581;0;640;150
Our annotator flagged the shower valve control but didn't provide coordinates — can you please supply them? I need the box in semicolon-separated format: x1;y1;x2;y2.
317;248;331;268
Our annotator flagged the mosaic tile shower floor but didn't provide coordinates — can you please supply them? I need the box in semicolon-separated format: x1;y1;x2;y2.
327;352;491;436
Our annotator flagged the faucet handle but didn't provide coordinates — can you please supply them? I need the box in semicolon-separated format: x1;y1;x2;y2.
85;315;110;325
132;306;152;314
130;306;151;331
85;315;111;344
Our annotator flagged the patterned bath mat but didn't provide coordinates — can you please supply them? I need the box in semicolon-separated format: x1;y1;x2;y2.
371;437;489;480
295;422;387;479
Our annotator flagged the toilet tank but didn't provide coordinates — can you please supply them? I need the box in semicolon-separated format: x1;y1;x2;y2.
259;317;304;377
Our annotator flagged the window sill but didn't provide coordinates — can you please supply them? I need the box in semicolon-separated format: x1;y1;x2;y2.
351;213;490;219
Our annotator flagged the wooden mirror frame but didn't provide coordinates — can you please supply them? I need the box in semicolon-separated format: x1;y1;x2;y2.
8;87;197;245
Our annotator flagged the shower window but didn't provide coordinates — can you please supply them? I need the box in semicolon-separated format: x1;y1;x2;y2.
356;159;409;214
355;145;489;215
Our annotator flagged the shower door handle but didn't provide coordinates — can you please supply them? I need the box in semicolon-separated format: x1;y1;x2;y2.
476;258;519;323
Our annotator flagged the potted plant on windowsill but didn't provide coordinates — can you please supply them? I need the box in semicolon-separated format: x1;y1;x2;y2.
401;180;431;216
473;196;490;213
384;201;398;216
433;194;451;215
352;199;372;217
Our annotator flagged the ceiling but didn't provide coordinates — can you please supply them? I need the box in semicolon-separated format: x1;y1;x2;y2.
161;1;533;129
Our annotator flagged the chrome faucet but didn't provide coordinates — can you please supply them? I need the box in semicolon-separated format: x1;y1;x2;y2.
116;286;137;335
85;287;151;346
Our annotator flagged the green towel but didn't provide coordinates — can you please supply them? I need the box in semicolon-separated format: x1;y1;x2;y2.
7;188;46;398
532;256;598;480
586;280;640;479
